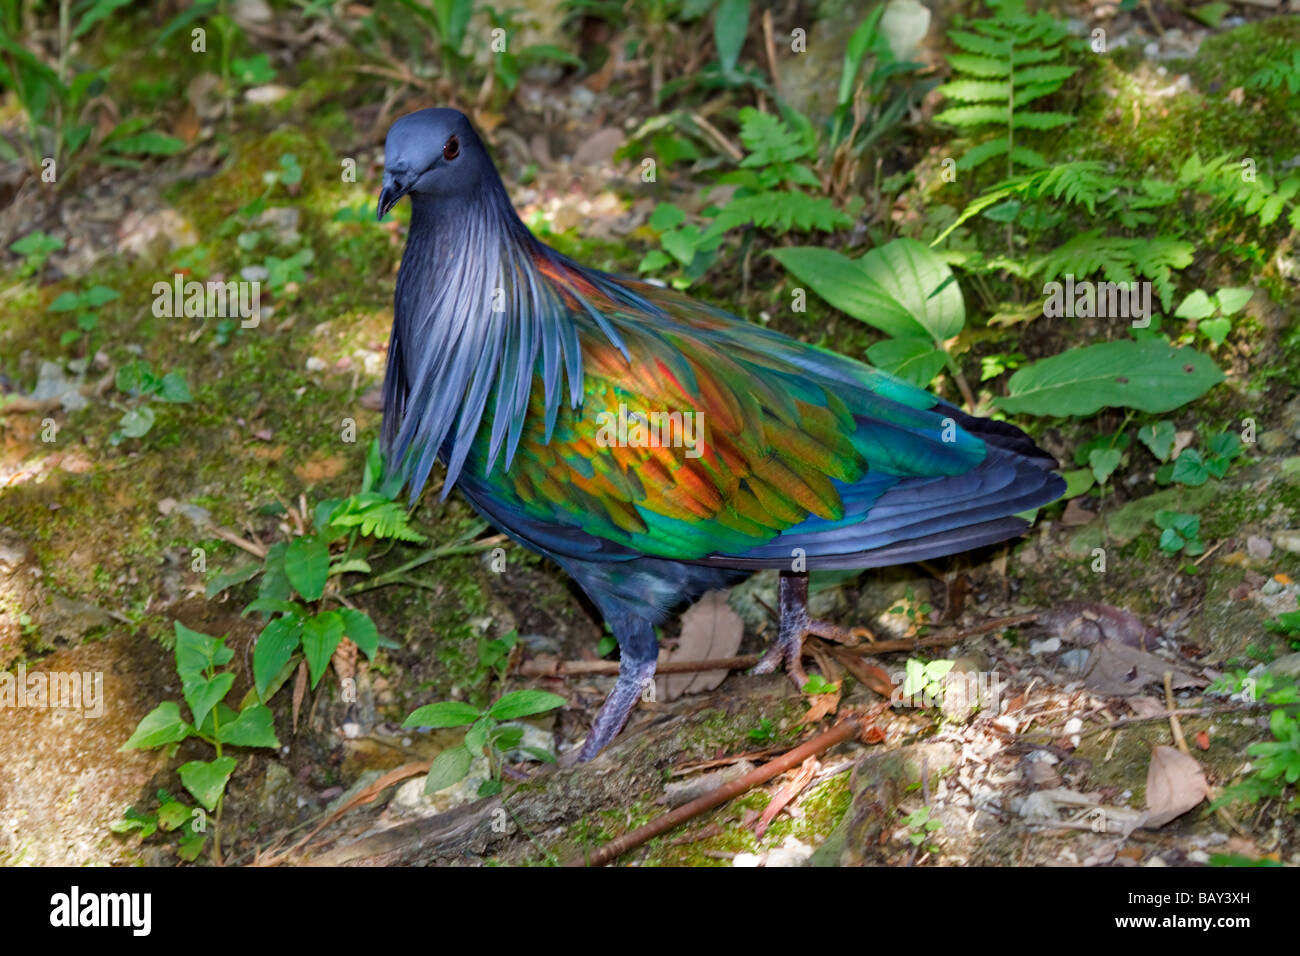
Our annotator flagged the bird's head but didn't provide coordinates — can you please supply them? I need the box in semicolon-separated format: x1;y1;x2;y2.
377;108;490;219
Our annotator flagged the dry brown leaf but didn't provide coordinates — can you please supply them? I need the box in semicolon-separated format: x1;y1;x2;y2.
829;648;895;698
801;686;841;725
656;590;744;701
755;756;819;839
1144;745;1209;828
291;659;309;734
1083;638;1204;697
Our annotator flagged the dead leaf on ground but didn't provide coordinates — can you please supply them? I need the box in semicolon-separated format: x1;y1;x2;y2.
656;590;744;701
1038;601;1159;649
1143;745;1209;828
829;647;894;697
1082;638;1205;697
755;756;819;839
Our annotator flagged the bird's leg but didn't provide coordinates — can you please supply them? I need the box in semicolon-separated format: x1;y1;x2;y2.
752;571;873;690
568;616;658;764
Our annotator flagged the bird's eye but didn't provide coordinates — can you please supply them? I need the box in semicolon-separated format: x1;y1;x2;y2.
443;136;460;161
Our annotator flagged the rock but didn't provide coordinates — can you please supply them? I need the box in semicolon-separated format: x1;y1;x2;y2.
880;0;931;61
1275;530;1300;554
1247;535;1274;560
1029;637;1061;655
39;594;115;645
1264;653;1300;680
258;206;301;245
116;208;199;257
244;85;291;105
765;836;815;867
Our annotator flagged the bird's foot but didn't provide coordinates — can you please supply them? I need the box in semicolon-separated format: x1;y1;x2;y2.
561;656;657;766
751;572;873;692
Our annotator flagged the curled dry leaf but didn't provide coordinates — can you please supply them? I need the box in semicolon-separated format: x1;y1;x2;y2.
1143;745;1209;829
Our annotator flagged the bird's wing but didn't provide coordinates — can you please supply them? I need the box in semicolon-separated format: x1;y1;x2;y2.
455;258;1063;569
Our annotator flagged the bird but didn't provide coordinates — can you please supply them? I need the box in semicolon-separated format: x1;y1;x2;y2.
377;107;1066;762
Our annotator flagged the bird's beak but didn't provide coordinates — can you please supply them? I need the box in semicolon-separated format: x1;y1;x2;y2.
377;172;407;220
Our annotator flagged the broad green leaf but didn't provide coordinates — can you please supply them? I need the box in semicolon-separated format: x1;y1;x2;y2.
1088;447;1122;485
857;238;965;344
424;746;472;793
120;701;191;750
205;562;260;598
182;672;234;729
216;703;280;748
178;757;237;811
488;690;567;721
118;406;156;438
1214;287;1252;316
865;337;947;387
302;611;344;688
174;621;232;682
1175;290;1215;320
404;701;482;729
769;247;917;338
49;291;81;312
284;535;329;601
1137;421;1176;462
253;615;302;699
338;607;380;660
158;371;191;403
713;0;749;75
996;341;1223;416
1171;449;1210;487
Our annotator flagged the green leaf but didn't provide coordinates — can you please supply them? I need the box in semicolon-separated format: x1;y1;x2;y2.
174;621;233;681
204;562;261;599
284;535;330;601
120;701;191;750
713;0;749;75
157;371;192;403
253;615;302;699
105;131;185;155
118;406;156;438
1199;317;1231;346
1214;287;1252;316
1060;467;1095;499
1088;447;1122;485
182;672;234;730
488;690;567;721
178;757;237;811
857;238;965;344
216;703;280;748
996;341;1224;416
49;291;81;312
302;611;344;688
82;285;119;307
73;0;136;37
519;745;557;764
1175;290;1216;320
403;701;482;729
1171;449;1210;487
769;247;917;339
338;607;380;660
1137;420;1176;462
424;746;473;793
865;337;947;387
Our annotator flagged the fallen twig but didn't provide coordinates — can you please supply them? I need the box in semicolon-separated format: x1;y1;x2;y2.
566;714;871;867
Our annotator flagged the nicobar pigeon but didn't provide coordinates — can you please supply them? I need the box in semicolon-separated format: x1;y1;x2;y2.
377;108;1065;761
